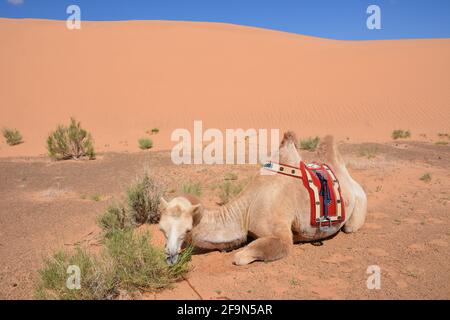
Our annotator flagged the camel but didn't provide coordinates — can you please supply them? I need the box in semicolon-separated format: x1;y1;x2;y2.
159;132;367;265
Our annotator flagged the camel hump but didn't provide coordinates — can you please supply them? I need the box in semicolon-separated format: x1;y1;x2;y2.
317;135;345;171
280;131;298;149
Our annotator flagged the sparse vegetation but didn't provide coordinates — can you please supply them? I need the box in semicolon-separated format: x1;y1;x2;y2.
35;247;117;300
151;128;159;134
138;138;153;150
127;174;164;224
91;194;102;202
2;128;23;146
420;173;432;182
435;141;448;146
105;230;172;290
35;229;192;300
289;278;299;286
392;129;411;140
97;174;164;238
224;172;238;181
182;182;202;197
97;203;131;238
47;118;95;160
217;181;243;205
359;145;378;159
299;136;320;151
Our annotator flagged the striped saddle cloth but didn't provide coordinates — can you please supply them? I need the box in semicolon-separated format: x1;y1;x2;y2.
263;161;345;228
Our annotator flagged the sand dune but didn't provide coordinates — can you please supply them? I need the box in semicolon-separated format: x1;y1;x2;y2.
0;18;449;157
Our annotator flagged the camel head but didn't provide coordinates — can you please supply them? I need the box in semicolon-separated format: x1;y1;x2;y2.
158;196;202;265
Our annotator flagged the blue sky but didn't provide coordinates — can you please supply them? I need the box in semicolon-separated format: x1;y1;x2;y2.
1;0;449;40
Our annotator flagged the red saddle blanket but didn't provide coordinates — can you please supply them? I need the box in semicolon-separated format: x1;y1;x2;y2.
299;162;345;227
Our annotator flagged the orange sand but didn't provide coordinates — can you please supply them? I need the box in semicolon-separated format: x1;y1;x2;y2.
0;18;449;157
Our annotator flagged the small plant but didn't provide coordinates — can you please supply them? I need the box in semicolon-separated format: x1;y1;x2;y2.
182;182;202;197
435;141;448;146
299;136;320;151
289;278;299;286
35;247;117;300
224;172;238;181
151;128;159;134
91;194;102;202
420;173;431;183
35;229;192;300
2;128;23;146
359;146;378;159
97;203;131;238
392;129;411;140
47;118;95;160
127;174;164;224
217;181;243;205
138;138;153;150
105;230;172;290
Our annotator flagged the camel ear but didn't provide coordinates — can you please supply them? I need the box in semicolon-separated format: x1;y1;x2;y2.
191;204;203;226
159;197;168;211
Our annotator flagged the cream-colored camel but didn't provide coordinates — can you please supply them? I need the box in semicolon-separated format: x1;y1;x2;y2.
159;132;367;265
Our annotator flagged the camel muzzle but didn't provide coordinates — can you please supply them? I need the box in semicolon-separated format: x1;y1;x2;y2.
166;253;179;265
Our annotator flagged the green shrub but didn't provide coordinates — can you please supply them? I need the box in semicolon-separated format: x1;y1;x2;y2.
224;172;238;181
2;128;23;146
91;194;102;202
138;138;153;150
105;230;171;290
182;182;202;197
35;247;117;300
299;136;320;151
35;229;192;300
97;204;131;238
358;146;378;159
420;173;431;182
47;118;95;160
127;174;164;224
217;181;243;205
392;129;411;140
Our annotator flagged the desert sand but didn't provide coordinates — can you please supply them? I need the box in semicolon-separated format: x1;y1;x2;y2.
1;18;449;157
1;141;449;299
0;19;449;300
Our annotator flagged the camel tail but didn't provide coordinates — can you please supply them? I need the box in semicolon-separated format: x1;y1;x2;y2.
318;135;347;173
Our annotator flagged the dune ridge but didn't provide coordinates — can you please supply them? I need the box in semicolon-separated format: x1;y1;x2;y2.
0;18;449;157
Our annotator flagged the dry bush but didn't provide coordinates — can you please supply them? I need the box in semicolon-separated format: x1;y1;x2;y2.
47;118;95;160
392;129;411;140
300;136;320;151
2;128;23;146
127;174;164;224
36;229;192;300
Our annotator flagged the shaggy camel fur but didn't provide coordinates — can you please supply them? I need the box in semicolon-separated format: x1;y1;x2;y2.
159;132;367;265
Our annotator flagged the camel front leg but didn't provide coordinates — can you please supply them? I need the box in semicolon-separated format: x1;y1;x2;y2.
233;235;292;266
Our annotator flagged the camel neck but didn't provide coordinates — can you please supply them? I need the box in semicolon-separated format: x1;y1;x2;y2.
190;195;251;250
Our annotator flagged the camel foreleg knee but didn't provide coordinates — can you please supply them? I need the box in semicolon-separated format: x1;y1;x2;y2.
233;236;292;266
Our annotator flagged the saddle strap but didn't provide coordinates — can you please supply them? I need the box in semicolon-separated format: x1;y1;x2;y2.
262;161;302;179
